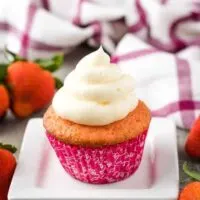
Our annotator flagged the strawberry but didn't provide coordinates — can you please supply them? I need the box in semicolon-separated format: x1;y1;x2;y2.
0;62;10;120
0;85;9;120
179;162;200;200
3;49;63;118
179;182;200;200
6;61;55;117
0;144;17;200
185;117;200;159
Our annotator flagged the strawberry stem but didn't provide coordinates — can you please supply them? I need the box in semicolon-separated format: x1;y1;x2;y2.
54;77;63;89
35;54;64;72
4;47;26;63
183;162;200;181
0;143;17;154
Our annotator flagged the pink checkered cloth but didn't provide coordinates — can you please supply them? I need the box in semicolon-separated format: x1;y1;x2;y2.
0;0;200;128
112;35;200;129
0;0;200;58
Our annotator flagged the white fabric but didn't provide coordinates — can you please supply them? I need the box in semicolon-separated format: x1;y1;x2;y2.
0;0;199;58
114;34;200;128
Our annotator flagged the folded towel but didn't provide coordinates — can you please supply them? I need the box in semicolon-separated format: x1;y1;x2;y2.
0;0;199;58
113;34;200;129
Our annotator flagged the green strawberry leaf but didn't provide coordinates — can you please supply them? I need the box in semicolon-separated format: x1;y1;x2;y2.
35;53;64;72
54;77;63;89
0;63;8;82
183;162;200;181
0;143;17;154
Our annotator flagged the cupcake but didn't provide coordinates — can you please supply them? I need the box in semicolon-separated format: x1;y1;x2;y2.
43;47;151;184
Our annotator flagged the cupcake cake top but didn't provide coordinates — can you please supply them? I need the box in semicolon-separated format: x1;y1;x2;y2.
52;47;138;126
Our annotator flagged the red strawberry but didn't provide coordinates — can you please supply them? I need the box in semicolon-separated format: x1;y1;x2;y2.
4;50;63;118
185;117;200;158
179;182;200;200
0;85;9;120
0;144;17;200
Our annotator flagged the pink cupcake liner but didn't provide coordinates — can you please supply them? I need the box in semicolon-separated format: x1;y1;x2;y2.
47;130;148;184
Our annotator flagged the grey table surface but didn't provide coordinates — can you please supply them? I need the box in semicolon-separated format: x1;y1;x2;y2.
0;45;196;189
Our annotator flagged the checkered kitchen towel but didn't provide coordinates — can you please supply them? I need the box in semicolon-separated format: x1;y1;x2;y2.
0;0;200;57
113;35;200;129
0;0;200;128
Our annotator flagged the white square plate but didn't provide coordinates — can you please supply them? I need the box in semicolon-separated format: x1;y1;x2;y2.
9;117;179;200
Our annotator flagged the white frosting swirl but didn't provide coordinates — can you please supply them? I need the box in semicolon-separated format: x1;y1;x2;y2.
52;47;138;126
